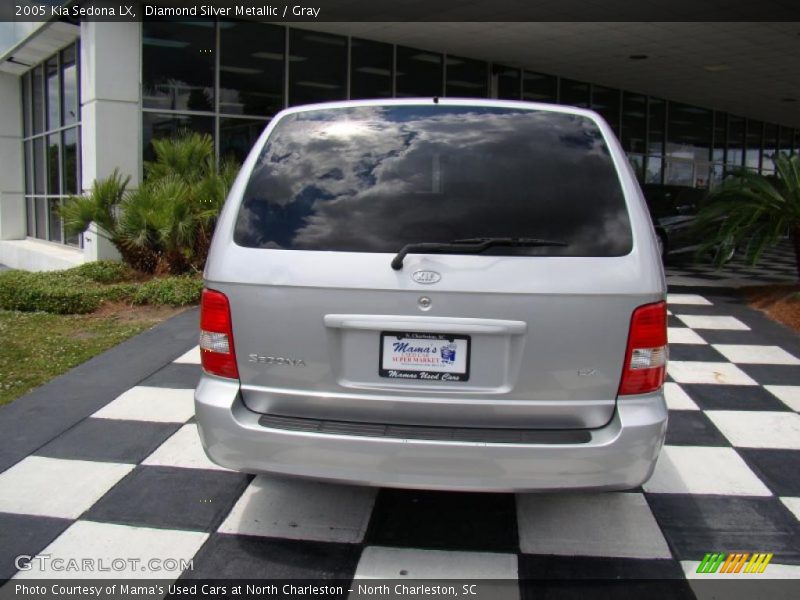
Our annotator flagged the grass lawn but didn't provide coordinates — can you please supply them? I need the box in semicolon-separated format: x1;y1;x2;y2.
0;304;185;406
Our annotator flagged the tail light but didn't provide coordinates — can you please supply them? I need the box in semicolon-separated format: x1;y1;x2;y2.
618;301;668;396
200;288;239;379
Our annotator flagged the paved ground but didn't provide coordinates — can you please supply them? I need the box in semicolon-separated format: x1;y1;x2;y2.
0;252;799;596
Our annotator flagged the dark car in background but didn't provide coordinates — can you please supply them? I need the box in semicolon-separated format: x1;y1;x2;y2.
642;184;734;263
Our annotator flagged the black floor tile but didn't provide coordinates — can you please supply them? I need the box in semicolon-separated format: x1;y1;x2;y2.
182;533;359;580
667;345;727;362
34;418;180;464
680;384;791;412
365;489;517;553
738;364;800;386
646;495;800;565
0;513;72;579
84;466;251;531
139;364;201;389
519;556;694;600
665;411;729;446
738;449;800;496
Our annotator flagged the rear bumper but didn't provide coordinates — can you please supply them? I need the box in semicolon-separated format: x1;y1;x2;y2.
194;375;668;493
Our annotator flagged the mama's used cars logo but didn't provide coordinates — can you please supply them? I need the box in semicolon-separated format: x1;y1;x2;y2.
696;552;773;574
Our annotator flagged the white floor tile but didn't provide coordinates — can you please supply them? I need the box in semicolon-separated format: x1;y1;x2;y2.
765;386;800;411
675;315;750;331
681;560;800;579
642;446;771;496
780;497;800;521
142;424;228;471
706;411;800;449
92;386;195;423
0;456;134;519
516;493;671;558
712;344;800;365
668;328;707;345
667;362;758;385
354;546;518;579
664;383;700;410
14;521;207;579
174;346;201;364
218;475;376;543
668;294;712;306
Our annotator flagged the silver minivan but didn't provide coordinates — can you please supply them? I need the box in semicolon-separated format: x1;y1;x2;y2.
195;98;668;492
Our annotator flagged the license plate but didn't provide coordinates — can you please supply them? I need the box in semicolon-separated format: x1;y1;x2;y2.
379;332;470;382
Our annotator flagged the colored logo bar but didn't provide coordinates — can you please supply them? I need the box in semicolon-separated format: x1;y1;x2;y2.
696;552;773;574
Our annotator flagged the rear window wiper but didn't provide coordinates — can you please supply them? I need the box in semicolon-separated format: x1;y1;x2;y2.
391;237;568;270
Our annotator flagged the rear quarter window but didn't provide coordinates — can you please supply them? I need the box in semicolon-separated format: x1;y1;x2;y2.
234;105;632;256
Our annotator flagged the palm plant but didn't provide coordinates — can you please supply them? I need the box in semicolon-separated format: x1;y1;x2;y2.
61;132;239;274
695;152;800;279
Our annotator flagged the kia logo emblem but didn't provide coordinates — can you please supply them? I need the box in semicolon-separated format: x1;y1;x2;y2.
411;270;441;284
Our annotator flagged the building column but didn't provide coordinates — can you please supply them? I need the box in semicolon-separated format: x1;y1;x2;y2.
0;71;25;241
80;21;141;261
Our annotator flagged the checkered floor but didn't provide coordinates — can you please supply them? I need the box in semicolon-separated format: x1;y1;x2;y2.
1;290;799;593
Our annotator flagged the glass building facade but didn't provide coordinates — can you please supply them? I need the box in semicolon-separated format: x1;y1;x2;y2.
19;22;800;248
20;42;81;246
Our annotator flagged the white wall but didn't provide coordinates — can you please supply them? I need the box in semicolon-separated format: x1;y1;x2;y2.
80;21;142;262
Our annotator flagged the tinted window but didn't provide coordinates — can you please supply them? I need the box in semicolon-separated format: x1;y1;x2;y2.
219;22;284;116
522;71;556;103
445;55;488;98
396;47;442;97
61;44;78;126
142;112;214;162
350;38;393;99
288;30;347;106
496;66;520;100
142;20;215;112
220;117;268;163
236;106;631;257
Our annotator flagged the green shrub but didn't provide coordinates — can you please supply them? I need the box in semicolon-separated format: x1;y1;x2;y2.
132;276;202;307
0;270;102;314
68;260;133;284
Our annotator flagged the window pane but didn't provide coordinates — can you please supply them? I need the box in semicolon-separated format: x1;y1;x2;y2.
745;119;762;170
445;55;487;98
46;57;59;130
24;141;33;195
727;115;744;168
620;92;646;154
778;126;793;155
648;97;666;155
591;86;620;133
35;197;47;239
762;123;778;171
288;29;347;106
712;112;726;162
63;128;78;194
495;65;520;100
48;198;62;243
33;137;45;194
142;112;214;163
26;198;35;237
32;65;44;134
61;44;78;126
559;78;589;108
645;156;662;184
522;71;556;103
142;20;215;112
22;72;31;137
47;133;61;195
237;106;632;257
350;38;392;100
396;46;442;97
219;117;267;163
667;102;711;163
219;21;284;116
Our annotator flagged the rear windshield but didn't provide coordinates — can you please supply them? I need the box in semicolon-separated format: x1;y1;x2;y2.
235;105;632;256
